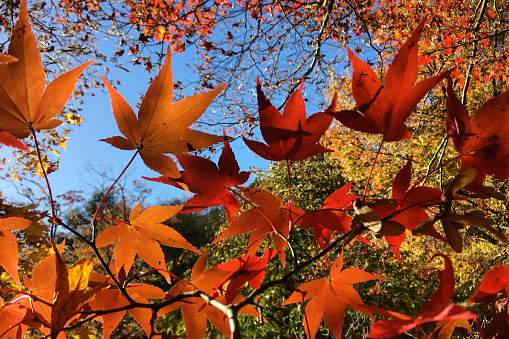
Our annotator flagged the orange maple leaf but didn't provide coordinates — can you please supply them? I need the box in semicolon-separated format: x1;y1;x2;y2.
0;54;17;64
0;217;31;288
282;251;383;339
0;0;94;138
100;47;225;177
93;203;200;280
333;17;448;142
88;262;165;339
51;251;104;338
0;296;30;339
21;242;65;331
159;249;259;339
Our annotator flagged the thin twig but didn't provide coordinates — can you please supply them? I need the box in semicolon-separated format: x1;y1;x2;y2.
277;0;336;110
461;0;489;104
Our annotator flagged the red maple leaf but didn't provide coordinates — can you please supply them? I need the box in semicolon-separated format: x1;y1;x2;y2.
146;139;250;220
446;76;509;190
410;167;504;253
243;78;336;161
299;181;358;249
213;249;277;304
332;17;448;142
373;158;444;260
469;265;509;303
178;139;250;220
158;250;259;339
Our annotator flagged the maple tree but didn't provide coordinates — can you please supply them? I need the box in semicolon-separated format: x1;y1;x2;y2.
1;1;509;338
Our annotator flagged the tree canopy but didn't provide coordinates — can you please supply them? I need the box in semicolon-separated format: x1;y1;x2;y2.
0;0;508;338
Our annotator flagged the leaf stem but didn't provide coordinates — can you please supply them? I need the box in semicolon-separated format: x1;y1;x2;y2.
363;137;384;201
286;159;292;204
91;150;139;241
31;129;57;237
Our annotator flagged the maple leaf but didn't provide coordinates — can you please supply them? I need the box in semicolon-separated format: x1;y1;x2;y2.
299;181;358;249
0;217;31;288
332;17;448;141
371;158;444;260
148;139;250;220
412;167;505;252
0;131;29;151
468;265;509;304
212;188;304;266
159;249;259;339
433;319;473;339
93;203;200;281
100;47;225;178
88;262;165;339
213;249;276;304
446;76;509;190
21;242;66;330
0;296;30;339
178;139;250;220
51;249;104;338
243;78;336;161
0;0;94;139
281;251;383;339
367;255;477;338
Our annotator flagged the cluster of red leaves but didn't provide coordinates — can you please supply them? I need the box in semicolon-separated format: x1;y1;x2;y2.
0;2;508;338
370;0;509;89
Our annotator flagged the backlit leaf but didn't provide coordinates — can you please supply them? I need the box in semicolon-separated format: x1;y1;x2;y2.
332;18;448;141
282;251;383;339
243;78;335;161
0;217;31;288
100;47;225;177
94;204;199;281
0;0;94;138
